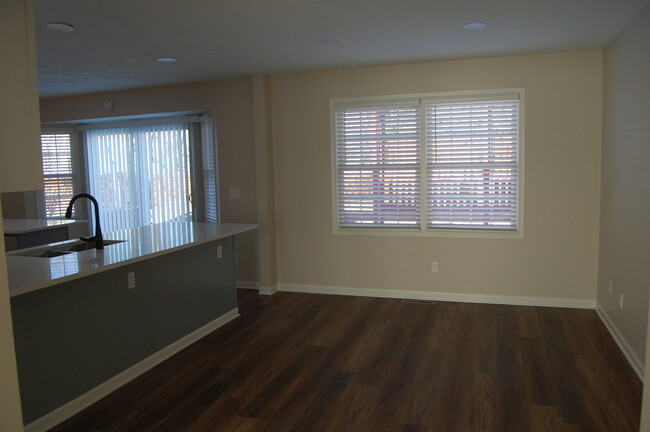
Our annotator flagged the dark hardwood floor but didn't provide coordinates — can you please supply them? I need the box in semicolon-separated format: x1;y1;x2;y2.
50;290;642;431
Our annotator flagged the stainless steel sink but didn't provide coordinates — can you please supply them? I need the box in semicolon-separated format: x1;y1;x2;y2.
54;239;124;252
10;239;125;258
28;250;75;258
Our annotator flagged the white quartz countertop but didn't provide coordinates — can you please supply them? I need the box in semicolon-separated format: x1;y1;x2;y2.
7;222;257;297
3;219;87;234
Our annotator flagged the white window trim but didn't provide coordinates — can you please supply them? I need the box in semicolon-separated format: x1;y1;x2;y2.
331;88;525;240
74;114;201;131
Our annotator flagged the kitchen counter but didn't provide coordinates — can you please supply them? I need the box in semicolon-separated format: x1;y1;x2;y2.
7;221;257;296
4;218;89;252
3;218;87;234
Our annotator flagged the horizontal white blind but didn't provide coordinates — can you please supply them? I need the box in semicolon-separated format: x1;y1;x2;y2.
336;105;420;227
426;100;519;229
41;133;75;218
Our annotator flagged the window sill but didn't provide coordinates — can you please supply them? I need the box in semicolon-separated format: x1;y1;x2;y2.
333;226;523;240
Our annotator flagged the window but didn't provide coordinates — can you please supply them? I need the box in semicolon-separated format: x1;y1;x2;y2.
38;116;218;232
40;131;77;218
84;119;217;233
333;89;523;237
334;104;421;227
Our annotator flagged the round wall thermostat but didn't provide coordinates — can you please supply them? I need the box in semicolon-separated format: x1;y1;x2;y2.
104;100;113;111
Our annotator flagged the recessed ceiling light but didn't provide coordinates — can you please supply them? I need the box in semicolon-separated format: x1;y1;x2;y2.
157;57;177;63
463;22;488;31
46;22;74;32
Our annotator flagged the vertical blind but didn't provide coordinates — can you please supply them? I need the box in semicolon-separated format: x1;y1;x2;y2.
334;93;521;232
85;123;193;233
201;117;218;222
335;105;421;227
426;100;519;229
41;132;75;218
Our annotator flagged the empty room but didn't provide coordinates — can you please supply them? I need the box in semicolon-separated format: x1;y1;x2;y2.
1;0;649;431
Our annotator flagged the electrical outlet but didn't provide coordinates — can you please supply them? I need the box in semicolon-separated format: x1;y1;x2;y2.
609;280;613;295
127;272;136;289
619;293;624;309
217;245;223;259
229;187;241;198
431;262;439;273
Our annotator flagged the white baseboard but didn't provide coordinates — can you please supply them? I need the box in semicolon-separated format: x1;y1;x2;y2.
236;280;260;290
596;305;644;380
236;280;278;296
278;283;596;309
258;284;278;296
24;309;240;432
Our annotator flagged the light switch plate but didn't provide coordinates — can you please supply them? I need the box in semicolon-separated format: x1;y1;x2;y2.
127;272;136;289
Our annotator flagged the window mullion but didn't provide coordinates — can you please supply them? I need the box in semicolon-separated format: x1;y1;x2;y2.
418;100;428;232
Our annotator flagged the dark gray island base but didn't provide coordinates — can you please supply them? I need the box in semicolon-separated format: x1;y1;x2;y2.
10;233;242;429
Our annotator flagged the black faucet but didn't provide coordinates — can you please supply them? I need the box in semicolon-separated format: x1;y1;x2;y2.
65;193;104;249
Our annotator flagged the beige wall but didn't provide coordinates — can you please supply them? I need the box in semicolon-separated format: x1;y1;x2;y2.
1;192;26;219
599;0;650;389
38;78;260;282
0;1;39;425
0;0;43;194
270;51;603;302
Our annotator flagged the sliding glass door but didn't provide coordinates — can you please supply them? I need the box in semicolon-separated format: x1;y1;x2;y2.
85;123;194;233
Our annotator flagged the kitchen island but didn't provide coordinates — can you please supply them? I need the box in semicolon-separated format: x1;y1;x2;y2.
7;222;257;431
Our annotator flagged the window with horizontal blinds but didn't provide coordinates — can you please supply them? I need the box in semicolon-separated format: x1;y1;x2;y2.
335;105;420;227
426;99;519;229
41;132;76;218
332;90;523;236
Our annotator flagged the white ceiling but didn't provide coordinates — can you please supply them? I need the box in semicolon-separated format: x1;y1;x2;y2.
34;0;649;98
